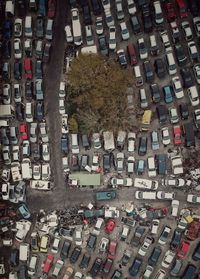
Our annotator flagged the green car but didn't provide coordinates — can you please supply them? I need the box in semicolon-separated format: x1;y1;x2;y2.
95;191;116;201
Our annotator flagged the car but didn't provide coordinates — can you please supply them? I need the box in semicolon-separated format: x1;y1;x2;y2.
17;203;31;219
193;64;200;84
24;39;32;57
120;22;130;40
91;0;102;16
138;38;148;60
14;61;22;80
187;194;200;203
25;81;33;99
3;84;11;105
154;58;166;78
41;163;51;181
1;183;10;200
151;131;159;150
60;240;71;260
116;1;124;20
3;146;11;165
127;132;136;152
131;227;145;247
79;254;90;269
177;241;190;259
158;226;171;245
135;159;145;175
30;123;37;143
103;153;111;173
3;19;12;40
96;191;116;201
193;109;200;129
170;21;181;43
127;0;136;15
35;60;43;79
172;125;182;145
14;18;22;37
157;105;168;124
32;164;41;180
64;25;73;43
161;127;170;146
111;177;133;187
188;86;200;106
180;68;194;88
138;236;153;257
161;250;175;268
42;254;54;274
35;102;44;121
182;264;197;279
2;62;10;80
162;85;173;104
115;152;124;173
59;99;65;114
150;83;160;103
98;34;108;56
130;15;141;34
14;39;22;59
179;103;189;120
142;13;153;33
181;21;193;41
188;41;198;62
192;242;200;261
165;2;176;22
39;122;49;143
117;49;127;67
42;143;50;162
148;246;162;266
174;43;187;66
43;42;51;63
19;123;28;141
105;219;116;234
82;4;92;25
90;257;102;277
24;58;33;79
109;26;116;51
48;0;56;18
70;247;81;264
193;16;200;36
170;229;182;250
129;257;142;277
105;8;114;27
108;240;118;258
157;191;175;200
103;258;113;274
1;128;9;145
63;266;74;279
143;61;154;82
2;40;11;59
61;136;68;154
170;259;182;277
14;84;22;103
169;107;179;124
138;137;147;156
52;259;64;277
85;25;94;46
172;76;184;99
36;16;44;38
74;272;83;279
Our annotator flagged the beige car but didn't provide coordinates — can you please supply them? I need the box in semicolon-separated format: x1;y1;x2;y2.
62;267;73;279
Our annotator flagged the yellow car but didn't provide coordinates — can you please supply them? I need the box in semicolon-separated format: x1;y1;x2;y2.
40;235;50;253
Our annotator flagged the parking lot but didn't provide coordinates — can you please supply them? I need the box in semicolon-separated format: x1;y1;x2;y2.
1;0;200;278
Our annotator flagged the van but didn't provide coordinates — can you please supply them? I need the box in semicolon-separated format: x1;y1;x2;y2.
121;225;129;241
28;255;38;275
87;234;97;250
127;43;137;66
134;178;158;190
134;65;143;87
153;269;166;279
25;16;33;38
135;191;157;200
150;35;159;56
71;134;80;154
35;40;43;59
71;8;82;46
166;52;177;75
19;243;30;262
139;88;148;108
183;122;195;147
45;19;53;40
92;218;104;235
141;110;152;131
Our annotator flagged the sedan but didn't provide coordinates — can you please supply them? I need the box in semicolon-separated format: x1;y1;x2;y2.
98;35;108;56
138;38;148;60
170;259;183;277
14;38;22;59
138;236;153;257
177;241;190;259
157;191;175;200
43;42;51;63
33;164;41;180
109;26;116;51
42;143;50;162
173;125;182;145
180;68;194;88
59;99;66;114
117;49;127;67
115;153;124;174
19;123;28;140
193;109;200;128
120;22;130;40
14;18;22;37
161;250;175;268
3;84;11;104
143;61;154;82
172;76;184;99
158;226;171;245
148;246;162;266
129;257;142;277
169;107;179;124
3;146;11;165
181;21;193;41
161;127;170;146
187;194;200;204
193;64;200;84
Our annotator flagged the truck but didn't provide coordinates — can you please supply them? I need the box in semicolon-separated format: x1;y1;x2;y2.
11;163;22;182
103;131;115;152
95;191;116;201
30;180;51;191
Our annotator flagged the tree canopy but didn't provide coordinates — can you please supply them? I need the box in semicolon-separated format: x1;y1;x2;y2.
67;54;133;133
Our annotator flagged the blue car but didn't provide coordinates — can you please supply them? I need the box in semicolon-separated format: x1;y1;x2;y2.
38;0;46;16
136;159;145;175
3;20;12;40
129;258;142;277
18;203;31;219
163;85;173;103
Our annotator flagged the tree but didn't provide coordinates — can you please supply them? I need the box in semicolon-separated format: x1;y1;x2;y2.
67;54;135;132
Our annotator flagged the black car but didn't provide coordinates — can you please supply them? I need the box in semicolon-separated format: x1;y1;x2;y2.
180;68;194;88
174;44;188;66
79;254;91;269
143;14;153;33
91;0;102;15
82;4;92;25
35;101;44;121
31;143;41;161
90;257;102;277
98;35;108;56
138;137;147;156
130;15;141;34
3;19;12;40
16;103;25;121
35;60;43;79
148;246;162;266
10;249;19;267
129;257;142;277
3;40;11;59
179;103;189;119
131;227;146;247
14;61;22;80
121;249;132;266
154;58;166;78
192;242;200;261
61;136;69;154
36;16;44;38
2;62;10;80
25;81;33;99
170;229;182;250
188;0;199;16
150;83;160;103
143;60;154;82
43;42;51;63
18;265;28;279
103;153;111;173
60;240;71;260
17;0;27;17
70;247;81;264
157;105;168;124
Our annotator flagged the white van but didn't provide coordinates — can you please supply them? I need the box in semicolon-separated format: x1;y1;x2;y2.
134;178;158;190
25;16;33;38
139;88;148;108
147;157;156;178
28;255;38;275
45;19;53;40
92;218;104;235
71;8;82;46
22;158;32;180
71;134;80;154
135;191;157;200
134;65;143;87
19;243;30;262
166;52;177;75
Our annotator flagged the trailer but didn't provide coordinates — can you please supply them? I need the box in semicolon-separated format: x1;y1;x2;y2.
103;131;115;152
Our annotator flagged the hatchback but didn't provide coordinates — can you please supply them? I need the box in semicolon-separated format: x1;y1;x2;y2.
163;85;173;103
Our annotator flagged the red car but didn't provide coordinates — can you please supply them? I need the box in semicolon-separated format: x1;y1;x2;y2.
43;254;54;273
108;240;118;259
103;258;113;274
177;241;190;259
127;43;137;66
173;125;182;145
165;2;176;22
176;0;188;18
105;219;116;234
24;58;33;79
48;0;56;18
19;123;28;140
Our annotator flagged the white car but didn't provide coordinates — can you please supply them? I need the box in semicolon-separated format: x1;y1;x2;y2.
42;163;51;180
187;86;199;106
30;123;37;143
127;156;135;174
52;260;64;277
169;107;179;124
3;84;11;105
171;200;179;217
120;22;130;40
2;146;11;165
74;229;82;246
162;178;185;187
74;272;83;279
138;236;153;256
22;140;30;157
160;30;172;52
187;194;200;204
14;18;22;37
157;191;175;200
32;164;41;180
59;82;66;98
85;25;94;46
14;83;22;103
105;8;114;27
95;17;103;35
91;155;100;172
1;183;10;200
127;132;136;152
141;265;154;278
153;0;164;24
12;145;20;162
181;21;193;41
172;76;184;99
111;177;133;187
39;122;49;143
14;38;22;59
187;41;198;61
147;156;156;178
102;0;110;10
171;156;183;175
193;17;200;37
99;237;109;252
151;219;160;234
109;26;116;50
25;102;33;123
59;99;66;114
158;226;171;245
116;152;124;174
161;250;175;268
116;0;124;20
193;64;200;84
42;143;50;162
71;8;82;46
138;38;148;60
161;127;170;146
64;25;73;43
127;0;136;15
